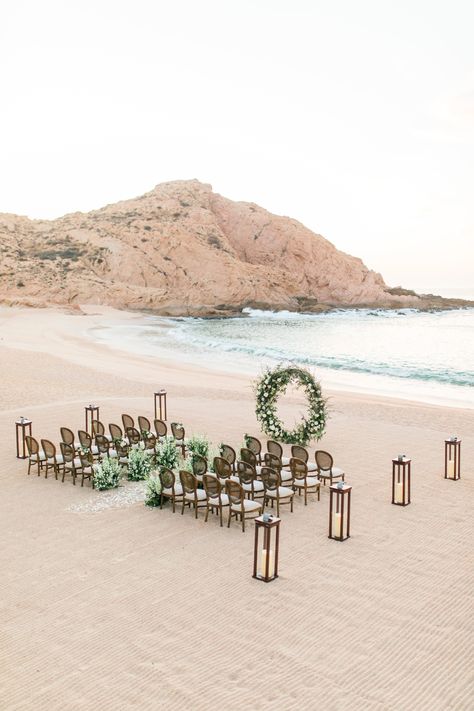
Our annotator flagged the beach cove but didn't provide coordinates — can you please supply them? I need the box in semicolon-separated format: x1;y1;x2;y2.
1;306;473;710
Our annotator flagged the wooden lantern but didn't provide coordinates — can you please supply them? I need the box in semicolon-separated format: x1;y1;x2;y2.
154;390;167;421
445;438;461;480
392;456;411;506
253;515;280;582
15;417;32;459
85;404;100;434
329;483;351;541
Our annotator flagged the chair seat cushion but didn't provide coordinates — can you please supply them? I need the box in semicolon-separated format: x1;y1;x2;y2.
209;493;229;506
47;454;64;464
231;499;261;512
163;484;183;496
280;470;293;482
307;462;318;472
91;446;99;455
108;449;118;458
281;456;291;466
242;480;265;492
118;457;128;464
293;476;319;488
266;486;294;498
185;489;207;502
30;451;46;461
73;458;82;468
320;466;344;478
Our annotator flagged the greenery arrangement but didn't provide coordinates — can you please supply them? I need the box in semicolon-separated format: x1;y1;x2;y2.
93;458;122;490
254;364;327;445
145;473;162;507
186;433;210;459
128;446;153;481
155;436;180;472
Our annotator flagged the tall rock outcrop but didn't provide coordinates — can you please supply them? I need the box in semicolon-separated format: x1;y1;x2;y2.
0;179;451;315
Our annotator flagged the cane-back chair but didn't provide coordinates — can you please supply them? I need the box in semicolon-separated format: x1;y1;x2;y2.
315;450;345;486
180;471;207;518
260;467;294;516
290;457;320;504
203;475;229;527
25;435;46;476
236;460;265;500
225;480;262;532
159;468;183;513
291;445;318;472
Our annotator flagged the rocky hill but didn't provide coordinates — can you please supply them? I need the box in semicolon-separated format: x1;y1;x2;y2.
0;180;468;316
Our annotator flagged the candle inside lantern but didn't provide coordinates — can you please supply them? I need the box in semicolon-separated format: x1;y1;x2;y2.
394;482;404;504
260;549;274;577
447;459;455;478
332;512;342;538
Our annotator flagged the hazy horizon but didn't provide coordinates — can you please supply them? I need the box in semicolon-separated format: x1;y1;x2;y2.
1;1;473;290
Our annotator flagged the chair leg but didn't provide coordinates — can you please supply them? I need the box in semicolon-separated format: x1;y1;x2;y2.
242;514;245;533
290;496;293;512
172;496;176;513
205;502;210;523
194;500;198;518
219;506;223;527
181;497;185;515
317;486;320;501
304;487;307;506
227;508;232;528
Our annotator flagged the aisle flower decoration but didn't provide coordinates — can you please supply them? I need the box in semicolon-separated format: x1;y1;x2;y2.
254;364;327;445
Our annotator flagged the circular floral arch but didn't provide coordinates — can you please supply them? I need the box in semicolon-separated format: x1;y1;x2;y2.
254;365;327;445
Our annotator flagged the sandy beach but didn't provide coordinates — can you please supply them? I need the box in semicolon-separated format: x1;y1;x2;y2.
1;306;473;711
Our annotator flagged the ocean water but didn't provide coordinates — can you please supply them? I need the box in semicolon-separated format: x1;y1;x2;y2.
94;305;474;409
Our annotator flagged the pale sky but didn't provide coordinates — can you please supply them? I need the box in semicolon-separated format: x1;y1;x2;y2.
1;0;473;291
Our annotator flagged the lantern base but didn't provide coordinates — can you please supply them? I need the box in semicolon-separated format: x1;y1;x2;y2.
252;573;279;583
328;535;350;542
391;500;410;506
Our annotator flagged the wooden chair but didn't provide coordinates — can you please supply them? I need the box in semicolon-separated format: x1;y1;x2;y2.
225;480;262;532
260;467;294;516
264;451;293;485
92;420;111;441
171;423;186;457
246;436;263;464
290;457;320;505
159;468;183;513
60;442;82;485
144;433;157;458
213;456;237;486
95;434;111;460
154;419;167;440
191;454;207;483
267;440;291;467
60;427;79;451
114;441;130;466
78;451;95;487
78;429;99;459
180;471;207;518
220;444;237;472
240;448;263;475
122;414;134;433
109;423;123;443
40;439;62;479
236;460;265;500
127;427;141;446
138;415;151;437
315;450;345;486
25;435;46;476
203;474;229;527
291;445;318;472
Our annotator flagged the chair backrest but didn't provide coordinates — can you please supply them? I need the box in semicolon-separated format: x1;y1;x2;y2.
290;457;308;481
154;419;167;438
315;450;333;471
220;444;236;466
203;474;221;499
236;460;255;485
213;456;232;480
109;423;123;441
41;439;56;459
291;445;308;463
225;479;244;505
78;430;92;449
122;414;134;432
144;433;157;450
260;467;280;491
192;454;207;479
246;436;262;458
264;452;282;472
179;470;197;495
60;442;75;463
159;468;175;491
116;441;129;458
60;427;75;446
267;440;283;458
95;435;110;455
79;451;94;469
127;427;141;445
25;435;39;456
92;419;105;437
240;447;257;468
138;415;151;434
171;422;185;440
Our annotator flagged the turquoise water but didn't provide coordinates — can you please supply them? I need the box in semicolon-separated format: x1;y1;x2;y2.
95;306;474;408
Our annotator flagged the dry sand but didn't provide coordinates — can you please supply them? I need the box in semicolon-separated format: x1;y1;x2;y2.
0;307;473;711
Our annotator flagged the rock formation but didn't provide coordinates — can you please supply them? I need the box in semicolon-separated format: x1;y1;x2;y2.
0;180;468;315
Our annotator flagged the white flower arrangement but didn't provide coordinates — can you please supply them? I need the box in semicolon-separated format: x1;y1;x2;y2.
145;472;162;507
93;458;122;490
128;446;153;481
